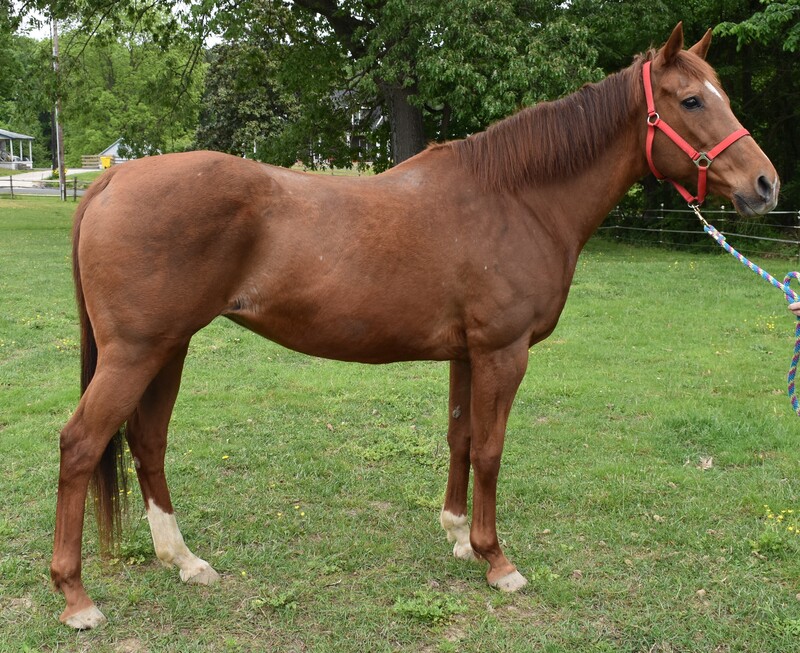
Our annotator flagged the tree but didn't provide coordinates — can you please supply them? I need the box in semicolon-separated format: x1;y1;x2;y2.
0;30;53;166
0;8;205;167
717;0;800;51
210;0;603;168
10;0;604;167
714;1;800;210
195;42;300;165
56;19;205;163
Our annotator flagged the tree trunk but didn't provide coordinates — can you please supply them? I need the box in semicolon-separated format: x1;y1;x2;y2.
381;83;426;165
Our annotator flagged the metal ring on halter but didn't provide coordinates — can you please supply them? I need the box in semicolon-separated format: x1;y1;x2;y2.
693;153;713;169
647;113;660;126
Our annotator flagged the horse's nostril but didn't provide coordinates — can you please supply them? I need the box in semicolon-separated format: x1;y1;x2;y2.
757;175;773;201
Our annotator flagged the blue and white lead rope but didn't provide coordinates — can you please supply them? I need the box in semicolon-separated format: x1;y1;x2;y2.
692;205;800;416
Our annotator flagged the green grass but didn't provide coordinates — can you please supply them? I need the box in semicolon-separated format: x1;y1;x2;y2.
68;171;104;184
37;171;105;190
0;168;38;177
1;197;799;652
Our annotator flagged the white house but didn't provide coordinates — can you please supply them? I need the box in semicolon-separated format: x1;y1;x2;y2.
99;138;129;161
0;129;34;169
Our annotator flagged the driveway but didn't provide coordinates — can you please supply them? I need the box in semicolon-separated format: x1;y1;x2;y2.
0;168;97;196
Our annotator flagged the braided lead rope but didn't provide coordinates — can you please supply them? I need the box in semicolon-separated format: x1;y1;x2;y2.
691;206;800;416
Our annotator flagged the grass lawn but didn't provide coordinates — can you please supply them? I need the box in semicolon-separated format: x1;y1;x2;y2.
39;171;105;190
0;168;38;177
68;171;104;184
1;197;799;652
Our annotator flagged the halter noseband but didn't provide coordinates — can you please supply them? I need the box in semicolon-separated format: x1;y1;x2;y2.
642;60;750;207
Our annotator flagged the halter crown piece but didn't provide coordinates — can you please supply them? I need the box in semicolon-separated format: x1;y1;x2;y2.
642;61;750;206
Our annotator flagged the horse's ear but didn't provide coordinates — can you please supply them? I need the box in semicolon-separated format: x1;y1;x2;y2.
688;28;713;60
659;22;685;66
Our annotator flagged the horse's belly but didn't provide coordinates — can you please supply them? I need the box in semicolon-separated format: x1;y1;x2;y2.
225;293;467;364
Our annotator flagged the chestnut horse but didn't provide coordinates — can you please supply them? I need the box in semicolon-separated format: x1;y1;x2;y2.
53;24;779;628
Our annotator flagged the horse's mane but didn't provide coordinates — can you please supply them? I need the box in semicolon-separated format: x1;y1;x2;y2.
443;50;713;193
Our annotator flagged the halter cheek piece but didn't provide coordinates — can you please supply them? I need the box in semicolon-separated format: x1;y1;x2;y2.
642;60;751;207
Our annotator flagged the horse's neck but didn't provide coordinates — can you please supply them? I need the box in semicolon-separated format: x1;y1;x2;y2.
521;115;647;248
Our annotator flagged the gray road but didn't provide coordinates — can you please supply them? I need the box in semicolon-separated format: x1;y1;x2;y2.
0;168;95;197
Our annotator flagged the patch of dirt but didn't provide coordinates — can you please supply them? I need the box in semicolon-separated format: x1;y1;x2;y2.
115;638;148;653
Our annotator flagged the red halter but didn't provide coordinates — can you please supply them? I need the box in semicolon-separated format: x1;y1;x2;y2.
642;60;750;207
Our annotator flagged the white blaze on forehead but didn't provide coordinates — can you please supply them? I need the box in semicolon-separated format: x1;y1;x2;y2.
704;79;723;101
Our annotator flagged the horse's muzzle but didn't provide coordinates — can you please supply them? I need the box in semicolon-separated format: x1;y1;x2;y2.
733;173;780;217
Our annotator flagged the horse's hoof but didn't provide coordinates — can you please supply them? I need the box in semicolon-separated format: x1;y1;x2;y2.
489;570;528;592
180;562;220;585
62;604;107;630
453;541;479;562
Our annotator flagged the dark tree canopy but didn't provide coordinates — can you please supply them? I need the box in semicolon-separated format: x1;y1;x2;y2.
3;0;799;208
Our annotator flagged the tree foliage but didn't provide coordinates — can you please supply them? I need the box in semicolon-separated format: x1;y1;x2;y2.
362;0;602;135
717;0;800;51
58;21;204;162
1;6;204;166
713;1;800;210
4;0;800;209
0;32;53;165
195;42;300;165
198;0;604;168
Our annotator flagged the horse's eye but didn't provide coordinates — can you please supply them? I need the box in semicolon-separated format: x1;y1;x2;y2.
681;96;702;110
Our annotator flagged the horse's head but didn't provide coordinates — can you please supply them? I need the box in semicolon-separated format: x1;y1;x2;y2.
644;23;779;216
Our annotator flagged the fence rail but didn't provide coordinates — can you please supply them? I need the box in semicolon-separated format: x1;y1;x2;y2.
599;207;800;259
80;155;119;168
0;175;82;200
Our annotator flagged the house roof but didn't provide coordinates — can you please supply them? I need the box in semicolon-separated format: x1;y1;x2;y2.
0;128;35;140
99;138;122;156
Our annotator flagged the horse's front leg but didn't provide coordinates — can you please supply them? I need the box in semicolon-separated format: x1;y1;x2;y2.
440;359;477;561
469;344;529;591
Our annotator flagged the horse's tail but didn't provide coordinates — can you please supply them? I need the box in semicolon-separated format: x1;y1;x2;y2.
72;168;128;552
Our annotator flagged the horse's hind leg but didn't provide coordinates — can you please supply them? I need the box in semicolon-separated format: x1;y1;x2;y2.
126;343;219;585
440;359;477;561
52;344;173;629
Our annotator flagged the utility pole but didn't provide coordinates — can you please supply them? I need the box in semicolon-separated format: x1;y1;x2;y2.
51;15;67;201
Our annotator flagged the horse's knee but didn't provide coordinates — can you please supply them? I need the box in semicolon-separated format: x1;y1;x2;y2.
470;451;502;472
